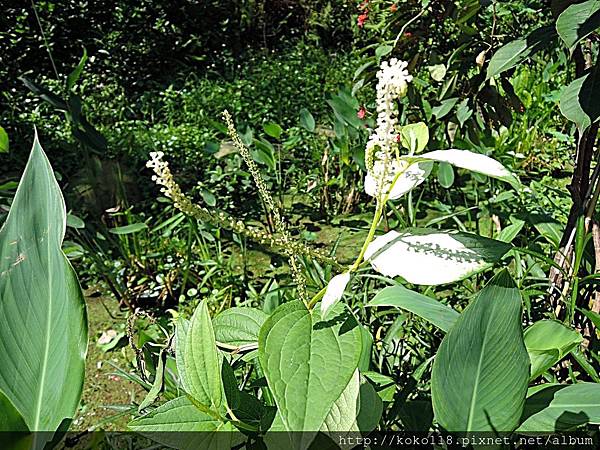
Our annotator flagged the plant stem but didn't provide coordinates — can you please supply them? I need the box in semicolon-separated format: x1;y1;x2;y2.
306;163;412;310
30;0;61;82
351;202;384;272
306;286;327;310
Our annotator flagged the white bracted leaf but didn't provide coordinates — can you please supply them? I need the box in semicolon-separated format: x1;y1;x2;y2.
364;229;511;285
416;149;519;187
365;161;433;200
321;272;351;318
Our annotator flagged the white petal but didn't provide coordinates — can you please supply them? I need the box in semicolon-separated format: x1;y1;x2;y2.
387;161;432;199
365;229;511;285
321;272;351;317
417;149;519;187
364;161;432;200
364;172;378;198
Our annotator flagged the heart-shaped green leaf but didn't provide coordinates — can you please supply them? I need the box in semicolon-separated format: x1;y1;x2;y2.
129;396;242;450
213;307;268;347
0;134;88;434
258;301;361;443
431;270;529;432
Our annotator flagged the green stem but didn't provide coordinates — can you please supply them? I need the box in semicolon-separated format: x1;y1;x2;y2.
349;163;409;272
351;202;384;272
305;162;412;310
307;286;327;310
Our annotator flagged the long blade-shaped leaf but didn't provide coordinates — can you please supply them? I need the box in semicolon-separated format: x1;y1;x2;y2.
486;26;557;79
176;301;223;410
367;285;459;332
431;270;529;432
0;134;87;432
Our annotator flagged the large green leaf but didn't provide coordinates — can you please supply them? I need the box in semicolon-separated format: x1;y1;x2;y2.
213;307;268;347
559;62;600;133
518;383;600;432
0;135;87;432
365;228;511;285
129;396;242;450
431;270;529;432
258;301;362;447
524;320;582;380
0;391;27;432
486;26;557;79
320;370;382;449
367;285;459;332
556;0;600;49
175;301;223;410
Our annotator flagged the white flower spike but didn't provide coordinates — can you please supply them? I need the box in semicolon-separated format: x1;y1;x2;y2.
364;58;415;201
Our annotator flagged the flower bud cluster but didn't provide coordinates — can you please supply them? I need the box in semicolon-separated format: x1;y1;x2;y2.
223;111;309;302
147;133;341;303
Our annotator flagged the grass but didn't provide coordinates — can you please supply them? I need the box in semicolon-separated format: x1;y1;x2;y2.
73;296;142;431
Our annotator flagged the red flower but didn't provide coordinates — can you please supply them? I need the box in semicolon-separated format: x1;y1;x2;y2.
404;31;413;38
395;134;401;143
358;13;368;27
357;106;366;119
390;4;398;12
